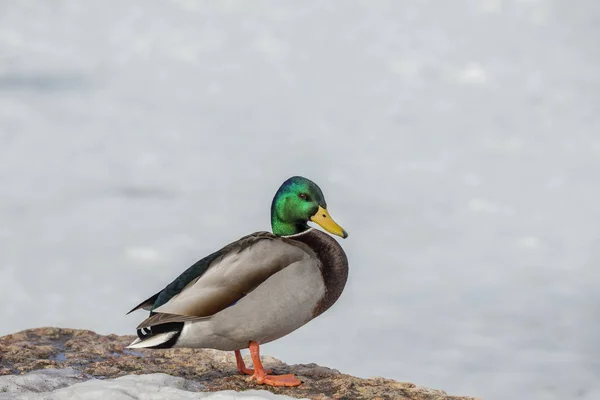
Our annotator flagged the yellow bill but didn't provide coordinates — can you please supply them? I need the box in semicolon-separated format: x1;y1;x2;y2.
310;206;348;238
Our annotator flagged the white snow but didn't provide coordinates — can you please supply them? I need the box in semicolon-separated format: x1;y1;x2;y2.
0;369;303;400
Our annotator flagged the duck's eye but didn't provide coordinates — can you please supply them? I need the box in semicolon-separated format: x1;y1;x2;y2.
298;193;308;200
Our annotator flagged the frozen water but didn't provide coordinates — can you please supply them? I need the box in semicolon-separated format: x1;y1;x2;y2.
1;1;599;399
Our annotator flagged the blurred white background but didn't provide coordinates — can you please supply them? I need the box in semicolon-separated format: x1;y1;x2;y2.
1;1;599;399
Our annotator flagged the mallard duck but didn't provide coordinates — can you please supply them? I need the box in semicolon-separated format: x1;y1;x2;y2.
127;176;348;387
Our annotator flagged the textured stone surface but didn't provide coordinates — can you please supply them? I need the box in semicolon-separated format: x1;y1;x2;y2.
0;328;476;400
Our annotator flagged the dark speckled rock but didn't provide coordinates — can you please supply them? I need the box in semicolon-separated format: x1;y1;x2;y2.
0;328;476;400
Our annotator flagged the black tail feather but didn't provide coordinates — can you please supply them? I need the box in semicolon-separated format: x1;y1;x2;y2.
136;322;184;349
127;293;160;315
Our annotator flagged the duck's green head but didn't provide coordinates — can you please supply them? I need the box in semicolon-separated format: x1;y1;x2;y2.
271;176;348;238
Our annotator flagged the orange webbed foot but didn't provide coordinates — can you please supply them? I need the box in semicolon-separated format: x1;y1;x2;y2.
238;365;255;375
244;368;274;375
247;372;302;387
243;341;302;387
239;366;273;375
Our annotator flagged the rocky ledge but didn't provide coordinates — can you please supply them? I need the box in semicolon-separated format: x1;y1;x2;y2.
0;328;475;400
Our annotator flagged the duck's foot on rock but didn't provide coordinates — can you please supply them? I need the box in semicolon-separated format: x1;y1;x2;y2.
247;372;302;387
234;349;271;375
239;367;273;376
245;341;300;387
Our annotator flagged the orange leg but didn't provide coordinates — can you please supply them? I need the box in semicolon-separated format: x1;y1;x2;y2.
235;349;272;375
246;341;301;387
235;350;255;375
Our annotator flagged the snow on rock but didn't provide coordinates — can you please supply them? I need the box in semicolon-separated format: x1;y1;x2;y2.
0;369;302;400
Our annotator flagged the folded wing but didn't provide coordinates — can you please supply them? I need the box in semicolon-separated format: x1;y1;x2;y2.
134;232;312;329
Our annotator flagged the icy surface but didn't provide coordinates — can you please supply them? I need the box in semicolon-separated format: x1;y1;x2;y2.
0;369;302;400
1;1;599;399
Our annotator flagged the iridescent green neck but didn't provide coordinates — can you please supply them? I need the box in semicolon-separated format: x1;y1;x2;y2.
271;217;309;236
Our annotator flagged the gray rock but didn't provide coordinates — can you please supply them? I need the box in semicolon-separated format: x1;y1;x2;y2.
0;368;87;396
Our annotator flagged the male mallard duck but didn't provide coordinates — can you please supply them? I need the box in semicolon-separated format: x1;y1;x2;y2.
127;176;348;387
